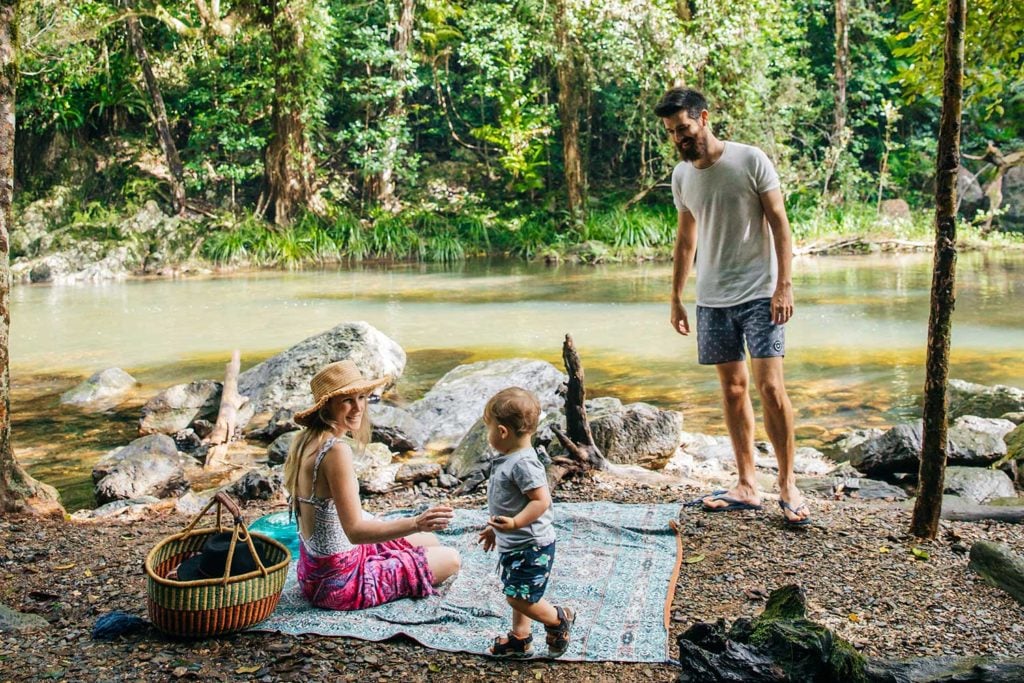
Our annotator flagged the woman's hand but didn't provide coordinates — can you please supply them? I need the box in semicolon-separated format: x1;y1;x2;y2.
414;504;454;533
477;526;496;552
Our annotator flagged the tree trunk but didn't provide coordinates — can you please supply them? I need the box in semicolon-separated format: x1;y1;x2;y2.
910;0;965;540
258;0;315;226
0;1;63;516
832;0;848;137
554;0;586;227
547;334;605;488
370;0;414;213
124;1;186;215
821;0;849;199
204;350;248;470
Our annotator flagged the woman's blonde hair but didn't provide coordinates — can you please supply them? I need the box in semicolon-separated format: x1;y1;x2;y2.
282;398;373;517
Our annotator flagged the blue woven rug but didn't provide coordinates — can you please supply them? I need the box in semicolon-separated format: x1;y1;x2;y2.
249;502;682;662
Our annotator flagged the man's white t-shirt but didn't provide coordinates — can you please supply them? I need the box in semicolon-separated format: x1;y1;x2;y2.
671;141;781;307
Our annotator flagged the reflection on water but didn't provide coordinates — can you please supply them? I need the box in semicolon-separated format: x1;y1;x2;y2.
10;251;1024;510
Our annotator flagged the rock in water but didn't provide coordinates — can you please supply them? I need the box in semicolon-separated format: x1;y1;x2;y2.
237;321;405;419
60;367;137;410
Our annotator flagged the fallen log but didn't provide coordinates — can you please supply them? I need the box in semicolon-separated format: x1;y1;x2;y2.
969;541;1024;607
204;350;248;470
866;656;1024;682
941;506;1024;524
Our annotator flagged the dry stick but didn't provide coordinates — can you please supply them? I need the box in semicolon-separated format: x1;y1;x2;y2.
204;350;248;470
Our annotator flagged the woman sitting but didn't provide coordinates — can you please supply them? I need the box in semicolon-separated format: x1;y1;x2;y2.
283;360;461;610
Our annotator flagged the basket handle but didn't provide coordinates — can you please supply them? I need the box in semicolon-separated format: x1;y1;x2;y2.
175;491;246;538
218;526;270;584
172;492;271;583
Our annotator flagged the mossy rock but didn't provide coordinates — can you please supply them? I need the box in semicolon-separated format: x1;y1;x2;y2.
677;584;869;682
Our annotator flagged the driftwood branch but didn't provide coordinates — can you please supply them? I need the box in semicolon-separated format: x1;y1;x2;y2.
204;350;248;470
795;237;931;256
547;334;606;488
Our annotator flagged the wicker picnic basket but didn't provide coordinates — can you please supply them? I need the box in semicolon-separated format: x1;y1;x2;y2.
145;492;291;637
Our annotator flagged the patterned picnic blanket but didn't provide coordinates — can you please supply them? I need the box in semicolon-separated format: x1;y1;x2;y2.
249;502;682;662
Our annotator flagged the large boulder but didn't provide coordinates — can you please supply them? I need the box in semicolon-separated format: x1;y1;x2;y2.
820;428;885;463
60;367;137;410
947;415;1016;465
949;379;1024;420
237;321;405;418
370;403;428;452
943;466;1016;505
1003;164;1024;232
267;431;298;466
92;434;193;504
408;358;566;450
850;422;970;477
446;417;495;479
1004;423;1024;462
225;467;285;503
584;402;683;469
139;380;222;435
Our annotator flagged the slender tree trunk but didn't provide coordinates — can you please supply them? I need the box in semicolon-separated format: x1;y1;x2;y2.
911;0;965;540
124;1;186;215
822;0;849;199
832;0;848;137
259;0;315;226
0;0;62;516
554;0;586;226
371;0;414;213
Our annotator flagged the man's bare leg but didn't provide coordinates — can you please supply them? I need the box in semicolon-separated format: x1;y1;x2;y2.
703;360;762;509
751;357;809;522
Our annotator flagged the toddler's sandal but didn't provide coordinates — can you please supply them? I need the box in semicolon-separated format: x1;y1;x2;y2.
545;605;576;656
488;632;534;658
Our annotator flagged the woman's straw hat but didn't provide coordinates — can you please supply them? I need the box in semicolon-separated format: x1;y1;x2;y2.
293;360;388;426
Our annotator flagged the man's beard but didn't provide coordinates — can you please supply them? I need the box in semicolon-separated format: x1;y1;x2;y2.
677;136;704;162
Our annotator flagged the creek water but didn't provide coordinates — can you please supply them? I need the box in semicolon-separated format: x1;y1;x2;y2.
10;250;1024;511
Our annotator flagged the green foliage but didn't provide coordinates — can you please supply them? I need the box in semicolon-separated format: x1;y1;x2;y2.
369;213;421;260
894;0;1024;118
788;200;932;242
584;205;674;253
15;0;1024;264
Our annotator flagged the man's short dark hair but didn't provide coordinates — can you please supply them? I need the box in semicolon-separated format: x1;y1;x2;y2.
654;88;707;119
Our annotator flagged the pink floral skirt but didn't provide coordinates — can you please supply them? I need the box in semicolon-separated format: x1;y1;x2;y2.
297;538;437;611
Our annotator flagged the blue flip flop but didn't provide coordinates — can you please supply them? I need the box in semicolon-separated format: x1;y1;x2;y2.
779;499;812;526
701;493;763;513
681;489;727;508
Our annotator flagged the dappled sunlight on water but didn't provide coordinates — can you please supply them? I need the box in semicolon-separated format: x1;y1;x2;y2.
10;251;1024;510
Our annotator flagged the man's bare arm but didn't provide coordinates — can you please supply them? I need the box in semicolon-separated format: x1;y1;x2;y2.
760;188;794;325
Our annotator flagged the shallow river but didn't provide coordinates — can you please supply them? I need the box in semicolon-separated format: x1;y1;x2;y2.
10;251;1024;510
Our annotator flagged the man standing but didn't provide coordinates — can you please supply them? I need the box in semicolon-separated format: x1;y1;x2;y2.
655;87;810;525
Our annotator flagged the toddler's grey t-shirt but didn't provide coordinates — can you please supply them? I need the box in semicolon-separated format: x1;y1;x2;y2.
671;141;781;307
487;446;555;553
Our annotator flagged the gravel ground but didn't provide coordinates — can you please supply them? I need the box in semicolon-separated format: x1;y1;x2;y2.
1;477;1022;682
